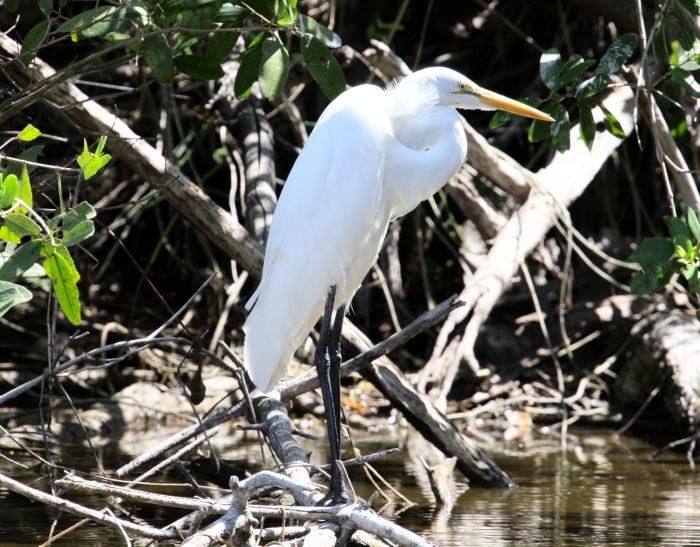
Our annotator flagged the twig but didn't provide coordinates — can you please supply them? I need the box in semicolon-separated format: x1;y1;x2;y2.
317;448;401;470
115;401;246;478
0;154;80;173
279;295;463;400
0;336;188;406
126;430;219;488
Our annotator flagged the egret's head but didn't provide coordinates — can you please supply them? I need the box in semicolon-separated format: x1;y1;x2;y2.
393;67;554;122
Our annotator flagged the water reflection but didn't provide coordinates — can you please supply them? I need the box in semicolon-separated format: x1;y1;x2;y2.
2;427;700;546
369;428;700;546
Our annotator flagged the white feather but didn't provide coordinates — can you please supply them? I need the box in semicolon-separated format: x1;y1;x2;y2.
244;68;488;392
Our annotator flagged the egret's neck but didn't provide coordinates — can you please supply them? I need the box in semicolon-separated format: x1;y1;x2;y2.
385;107;467;218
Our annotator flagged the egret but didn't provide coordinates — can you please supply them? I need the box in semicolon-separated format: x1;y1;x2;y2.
244;67;553;500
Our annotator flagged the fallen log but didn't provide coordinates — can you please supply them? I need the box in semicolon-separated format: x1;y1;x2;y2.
614;310;700;434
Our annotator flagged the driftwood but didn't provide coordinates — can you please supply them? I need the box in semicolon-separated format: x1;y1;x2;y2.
614;311;700;434
181;396;434;546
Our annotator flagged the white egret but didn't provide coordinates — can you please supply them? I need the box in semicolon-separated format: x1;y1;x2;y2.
244;67;553;499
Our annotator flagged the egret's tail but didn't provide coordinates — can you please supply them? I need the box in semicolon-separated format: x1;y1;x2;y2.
243;279;323;393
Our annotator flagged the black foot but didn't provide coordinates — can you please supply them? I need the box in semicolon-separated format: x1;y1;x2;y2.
317;485;349;506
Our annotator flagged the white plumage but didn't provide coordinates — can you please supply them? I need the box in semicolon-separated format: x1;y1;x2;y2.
243;67;553;392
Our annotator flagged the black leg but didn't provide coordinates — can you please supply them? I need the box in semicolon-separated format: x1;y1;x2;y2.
327;301;346;502
314;287;344;503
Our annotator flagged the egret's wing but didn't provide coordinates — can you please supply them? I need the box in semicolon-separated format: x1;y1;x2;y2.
244;85;391;392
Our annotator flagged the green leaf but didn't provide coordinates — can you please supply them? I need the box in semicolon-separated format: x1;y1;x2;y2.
143;32;175;84
65;201;97;229
43;246;81;325
174;55;224;80
599;103;625;137
277;0;297;25
77;8;134;39
687;207;700;242
39;0;52;16
301;35;345;100
630;237;675;270
4;0;20;12
528;102;557;143
76;138;111;180
204;26;240;65
258;36;289;99
0;240;43;281
549;102;570;152
3;213;42;238
216;3;248;23
671;66;700;98
665;215;691;240
678;22;696;51
629;235;678;294
58;6;116;33
489;110;512;129
539;49;562;90
596;33;638;75
0;280;32;317
5;145;44;178
243;0;279;20
234;33;265;99
17;166;33;211
630;269;662;294
19;19;50;67
575;73;611;97
62;220;94;246
55;245;80;282
578;100;595;150
558;56;596;88
297;14;341;47
17;124;42;143
95;135;107;156
0;174;19;208
51;201;97;233
682;263;698;283
0;226;21;244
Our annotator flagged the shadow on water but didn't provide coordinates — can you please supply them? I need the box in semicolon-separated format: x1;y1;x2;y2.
2;427;700;546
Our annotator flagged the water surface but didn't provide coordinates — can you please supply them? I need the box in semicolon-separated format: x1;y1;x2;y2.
1;427;699;546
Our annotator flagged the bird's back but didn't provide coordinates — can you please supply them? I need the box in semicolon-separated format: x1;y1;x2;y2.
244;85;394;392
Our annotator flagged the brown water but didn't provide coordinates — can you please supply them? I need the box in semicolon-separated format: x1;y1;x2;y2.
1;427;699;546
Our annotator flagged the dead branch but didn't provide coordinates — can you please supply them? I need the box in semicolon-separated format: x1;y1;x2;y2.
279;295;463;399
115;401;246;478
0;472;177;540
421;84;636;406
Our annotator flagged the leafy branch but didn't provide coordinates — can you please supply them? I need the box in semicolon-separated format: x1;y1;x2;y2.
10;0;347;101
630;205;700;297
0;125;108;325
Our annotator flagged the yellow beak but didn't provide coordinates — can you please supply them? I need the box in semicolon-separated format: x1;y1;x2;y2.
474;88;554;122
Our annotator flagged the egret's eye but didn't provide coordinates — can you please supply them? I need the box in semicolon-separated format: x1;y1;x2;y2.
457;82;471;93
